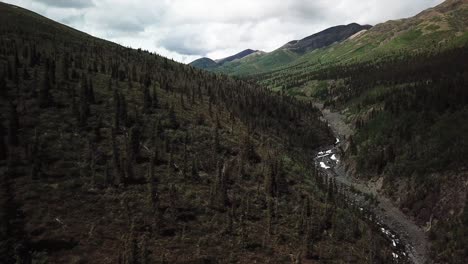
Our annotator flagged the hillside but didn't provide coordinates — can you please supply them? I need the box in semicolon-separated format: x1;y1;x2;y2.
188;57;217;69
189;49;262;70
247;1;468;263
216;49;261;65
190;24;370;75
0;2;403;264
254;0;468;85
281;23;372;54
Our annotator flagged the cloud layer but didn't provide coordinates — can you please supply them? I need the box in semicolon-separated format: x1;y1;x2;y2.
5;0;444;63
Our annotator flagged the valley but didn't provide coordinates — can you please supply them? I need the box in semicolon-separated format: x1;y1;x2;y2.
1;0;467;263
313;102;428;264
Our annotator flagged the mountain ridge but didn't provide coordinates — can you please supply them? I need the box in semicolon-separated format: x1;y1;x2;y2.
189;49;262;69
189;23;371;71
280;23;372;53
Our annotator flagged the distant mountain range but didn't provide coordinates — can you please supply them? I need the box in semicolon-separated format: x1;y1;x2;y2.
281;23;372;53
189;23;370;70
190;0;468;76
190;49;263;69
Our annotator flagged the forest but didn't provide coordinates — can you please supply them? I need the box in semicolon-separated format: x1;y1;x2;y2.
0;3;404;264
250;44;468;263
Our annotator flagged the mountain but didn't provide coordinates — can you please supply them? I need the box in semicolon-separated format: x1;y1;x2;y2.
189;49;262;69
216;49;261;64
189;57;217;69
248;1;468;263
281;23;372;54
0;2;403;264
254;0;468;82
211;23;372;75
190;24;371;74
215;0;468;77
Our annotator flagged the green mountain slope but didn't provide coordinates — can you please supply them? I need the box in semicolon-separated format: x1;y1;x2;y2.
256;0;468;90
214;49;300;75
189;57;218;69
247;1;468;263
214;23;371;76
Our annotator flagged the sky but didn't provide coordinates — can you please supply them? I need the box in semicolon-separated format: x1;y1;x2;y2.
3;0;444;63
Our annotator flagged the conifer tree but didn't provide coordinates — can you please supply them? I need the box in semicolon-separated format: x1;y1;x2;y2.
30;130;41;180
112;129;124;185
191;157;199;181
147;151;158;210
0;123;6;160
0;71;6;98
7;103;19;147
79;86;90;127
129;124;141;159
39;68;52;107
152;86;159;108
143;85;152;113
88;78;95;104
114;89;121;129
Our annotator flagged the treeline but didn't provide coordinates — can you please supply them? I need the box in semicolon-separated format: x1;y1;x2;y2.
263;45;468;263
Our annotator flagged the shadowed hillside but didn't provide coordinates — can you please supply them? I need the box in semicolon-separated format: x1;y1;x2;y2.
0;2;401;264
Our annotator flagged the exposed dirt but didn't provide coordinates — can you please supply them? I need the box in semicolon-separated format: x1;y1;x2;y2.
314;102;430;264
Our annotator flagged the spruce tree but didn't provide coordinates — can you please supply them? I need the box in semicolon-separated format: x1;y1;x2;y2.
30;130;41;180
0;71;7;98
39;69;52;108
112;129;124;185
0;123;7;160
152;86;159;108
143;86;152;113
114;89;121;129
78;76;92;127
7;103;19;147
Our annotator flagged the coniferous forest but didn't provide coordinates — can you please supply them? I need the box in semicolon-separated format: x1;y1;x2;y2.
2;1;468;264
251;33;468;264
0;3;406;264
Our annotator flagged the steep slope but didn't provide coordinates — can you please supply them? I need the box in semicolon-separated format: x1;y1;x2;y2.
213;23;371;76
281;23;372;54
0;2;401;264
188;24;371;75
189;49;262;69
216;49;260;64
255;0;468;87
214;49;301;75
249;1;468;263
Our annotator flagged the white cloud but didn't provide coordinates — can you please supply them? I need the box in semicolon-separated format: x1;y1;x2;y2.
4;0;444;63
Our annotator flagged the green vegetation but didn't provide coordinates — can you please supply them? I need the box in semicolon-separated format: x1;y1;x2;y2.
254;44;468;263
214;49;300;76
188;57;218;69
0;2;401;264
218;1;468;79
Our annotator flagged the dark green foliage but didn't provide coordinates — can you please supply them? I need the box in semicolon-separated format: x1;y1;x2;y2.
38;67;52;107
79;78;90;127
0;71;7;98
30;130;42;180
143;85;151;113
129;124;141;159
261;40;468;263
7;103;18;146
0;123;6;160
0;3;395;263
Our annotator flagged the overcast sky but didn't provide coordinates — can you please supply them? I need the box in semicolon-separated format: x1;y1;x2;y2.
4;0;444;63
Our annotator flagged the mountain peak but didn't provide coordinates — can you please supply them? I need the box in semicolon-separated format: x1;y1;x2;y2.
216;49;261;65
281;23;372;53
189;57;217;69
190;49;262;69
